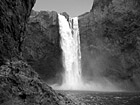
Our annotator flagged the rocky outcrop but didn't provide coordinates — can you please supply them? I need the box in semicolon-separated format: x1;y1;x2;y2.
0;0;35;65
23;11;63;83
79;0;140;90
0;60;76;105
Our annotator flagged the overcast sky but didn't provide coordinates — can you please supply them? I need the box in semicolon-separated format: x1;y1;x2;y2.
33;0;93;17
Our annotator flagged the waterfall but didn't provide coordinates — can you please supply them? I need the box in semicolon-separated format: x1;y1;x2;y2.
52;14;119;91
58;14;83;90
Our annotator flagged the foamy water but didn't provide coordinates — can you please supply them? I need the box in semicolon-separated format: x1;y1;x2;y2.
57;14;84;90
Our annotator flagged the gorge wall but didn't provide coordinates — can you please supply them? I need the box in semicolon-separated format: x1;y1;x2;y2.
79;0;140;90
0;0;35;65
0;0;76;105
23;10;63;83
23;11;70;84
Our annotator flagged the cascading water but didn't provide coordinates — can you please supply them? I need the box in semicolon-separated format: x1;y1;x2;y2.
58;14;84;90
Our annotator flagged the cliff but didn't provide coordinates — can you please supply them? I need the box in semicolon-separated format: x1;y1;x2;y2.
0;0;76;105
79;0;140;90
23;11;63;83
0;0;35;65
23;11;70;83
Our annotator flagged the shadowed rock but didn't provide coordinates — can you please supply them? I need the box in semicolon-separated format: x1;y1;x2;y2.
0;0;77;105
23;11;63;83
0;0;35;65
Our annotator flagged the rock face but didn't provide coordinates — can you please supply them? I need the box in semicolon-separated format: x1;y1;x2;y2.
0;60;75;105
0;0;77;105
79;0;140;90
0;0;35;65
23;11;63;83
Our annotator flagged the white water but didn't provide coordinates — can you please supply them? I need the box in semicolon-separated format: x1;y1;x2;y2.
57;14;84;90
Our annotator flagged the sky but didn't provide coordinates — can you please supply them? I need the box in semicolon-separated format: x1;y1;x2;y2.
33;0;93;17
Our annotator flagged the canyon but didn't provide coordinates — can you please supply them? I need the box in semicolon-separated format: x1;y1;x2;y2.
1;0;140;105
23;0;140;91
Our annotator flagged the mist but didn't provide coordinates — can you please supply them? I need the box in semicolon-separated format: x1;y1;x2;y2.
80;44;122;91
